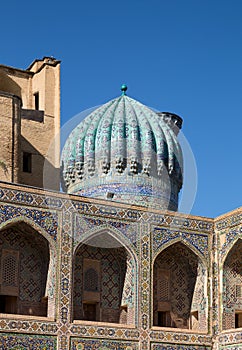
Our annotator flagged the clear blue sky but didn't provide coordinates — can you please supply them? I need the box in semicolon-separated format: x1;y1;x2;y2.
1;0;242;218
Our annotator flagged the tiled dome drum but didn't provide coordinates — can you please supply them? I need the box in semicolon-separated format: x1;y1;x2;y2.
61;88;183;211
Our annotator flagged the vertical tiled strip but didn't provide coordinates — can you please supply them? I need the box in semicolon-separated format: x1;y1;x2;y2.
140;223;150;350
57;202;73;350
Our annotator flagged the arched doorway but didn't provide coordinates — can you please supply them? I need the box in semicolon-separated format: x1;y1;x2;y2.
153;241;207;330
0;222;50;317
223;238;242;330
73;231;136;324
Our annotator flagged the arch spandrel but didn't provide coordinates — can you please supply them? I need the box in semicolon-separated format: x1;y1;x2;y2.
74;218;139;258
152;234;209;269
0;204;58;242
220;231;242;264
73;224;139;263
0;216;57;249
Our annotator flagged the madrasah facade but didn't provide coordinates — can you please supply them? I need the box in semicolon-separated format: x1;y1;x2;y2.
0;57;241;350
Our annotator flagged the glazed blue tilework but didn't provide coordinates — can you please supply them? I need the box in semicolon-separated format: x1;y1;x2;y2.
152;345;211;350
153;227;209;258
70;325;139;338
74;214;138;249
220;227;242;258
15;192;34;204
216;213;242;230
70;337;138;349
0;204;58;241
0;333;57;349
219;347;242;350
219;332;242;345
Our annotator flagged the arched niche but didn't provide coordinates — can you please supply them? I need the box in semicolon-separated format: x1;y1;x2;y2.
222;238;242;330
153;241;207;331
72;228;137;325
0;220;56;318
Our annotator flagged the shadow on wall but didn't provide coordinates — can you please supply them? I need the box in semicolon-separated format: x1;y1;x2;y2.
0;72;22;98
20;136;60;190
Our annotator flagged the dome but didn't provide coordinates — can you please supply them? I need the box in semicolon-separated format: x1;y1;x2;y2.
61;87;183;211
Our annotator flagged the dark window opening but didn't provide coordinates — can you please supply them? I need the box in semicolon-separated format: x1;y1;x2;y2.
0;295;17;314
83;303;97;321
34;92;39;110
235;312;242;328
23;152;32;173
235;313;239;328
158;311;171;327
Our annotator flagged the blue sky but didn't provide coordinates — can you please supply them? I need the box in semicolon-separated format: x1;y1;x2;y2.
1;0;242;218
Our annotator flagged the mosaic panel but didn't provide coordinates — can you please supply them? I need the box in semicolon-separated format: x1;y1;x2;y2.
70;325;139;339
72;197;214;234
0;319;58;334
0;182;238;350
0;204;58;241
218;330;242;345
153;228;209;259
73;244;134;323
220;228;242;258
153;242;204;329
219;346;242;350
0;333;57;349
70;337;138;349
140;224;150;350
74;214;138;250
215;212;242;230
150;331;211;345
222;239;242;330
0;226;49;313
152;344;211;350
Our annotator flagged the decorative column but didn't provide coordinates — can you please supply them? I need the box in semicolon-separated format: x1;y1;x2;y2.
57;202;73;350
211;227;219;349
139;223;151;350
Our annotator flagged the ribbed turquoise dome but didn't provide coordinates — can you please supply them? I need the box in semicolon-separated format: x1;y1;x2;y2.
61;93;183;211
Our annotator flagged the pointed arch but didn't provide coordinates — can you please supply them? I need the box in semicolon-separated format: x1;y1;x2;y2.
152;240;208;331
222;238;242;330
72;225;138;325
0;216;57;250
152;235;208;269
0;217;57;318
221;234;242;265
74;223;138;262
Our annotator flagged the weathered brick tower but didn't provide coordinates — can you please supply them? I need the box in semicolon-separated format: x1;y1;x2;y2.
0;57;60;189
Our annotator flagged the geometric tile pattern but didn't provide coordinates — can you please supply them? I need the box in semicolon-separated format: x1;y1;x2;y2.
153;228;209;259
152;345;211;350
0;226;49;306
0;333;57;349
0;182;240;349
74;214;139;251
222;239;242;330
70;337;138;349
153;242;199;325
0;203;58;241
73;244;128;321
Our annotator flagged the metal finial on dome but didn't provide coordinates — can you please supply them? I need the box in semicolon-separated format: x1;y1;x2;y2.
121;84;128;96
